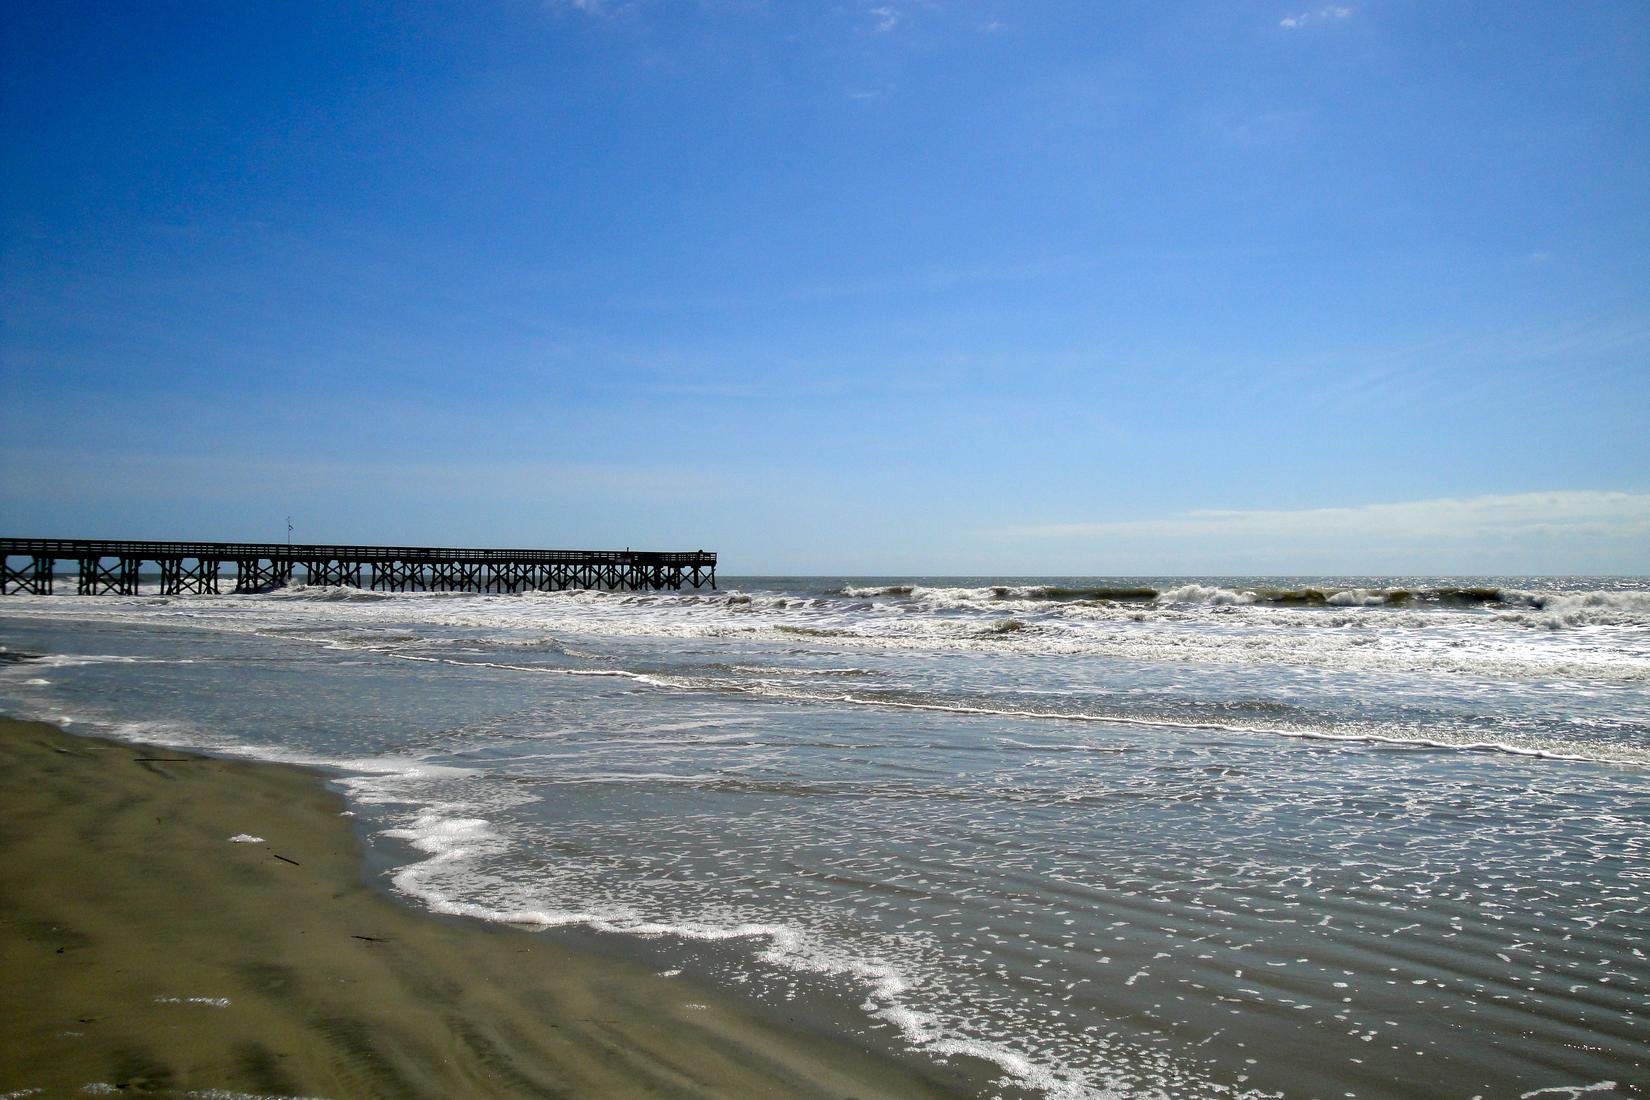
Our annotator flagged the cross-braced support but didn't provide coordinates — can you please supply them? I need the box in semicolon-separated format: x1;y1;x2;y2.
371;560;423;591
160;557;220;595
485;561;531;593
78;556;141;595
234;558;292;593
427;560;481;591
1;556;54;594
303;559;360;587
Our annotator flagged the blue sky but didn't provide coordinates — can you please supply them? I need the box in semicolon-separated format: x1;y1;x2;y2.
2;1;1646;574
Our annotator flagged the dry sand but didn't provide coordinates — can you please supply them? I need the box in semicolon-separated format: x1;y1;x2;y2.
0;717;972;1099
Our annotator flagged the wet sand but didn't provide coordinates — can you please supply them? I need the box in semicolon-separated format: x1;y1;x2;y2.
0;717;971;1099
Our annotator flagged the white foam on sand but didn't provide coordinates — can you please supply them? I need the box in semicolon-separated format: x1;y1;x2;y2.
152;996;232;1008
1519;1084;1619;1100
374;806;1146;1100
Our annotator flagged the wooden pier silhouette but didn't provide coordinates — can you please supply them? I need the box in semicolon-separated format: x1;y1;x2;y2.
0;538;715;596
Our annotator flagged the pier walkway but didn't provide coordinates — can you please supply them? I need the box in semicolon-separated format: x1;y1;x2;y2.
0;538;715;595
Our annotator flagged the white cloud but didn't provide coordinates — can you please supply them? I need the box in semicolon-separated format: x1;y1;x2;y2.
547;0;639;17
1000;491;1650;542
990;491;1650;574
1280;5;1355;29
868;5;902;33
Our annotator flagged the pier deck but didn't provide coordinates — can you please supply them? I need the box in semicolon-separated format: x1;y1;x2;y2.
0;538;715;595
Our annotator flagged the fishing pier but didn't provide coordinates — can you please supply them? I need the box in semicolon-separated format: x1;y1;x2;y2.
0;538;716;596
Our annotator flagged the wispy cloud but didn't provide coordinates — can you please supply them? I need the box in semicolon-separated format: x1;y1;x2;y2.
999;491;1650;542
868;5;903;33
1279;5;1355;29
546;0;992;48
551;0;616;15
1230;309;1650;414
545;0;656;18
606;253;1099;313
1212;107;1313;146
782;254;1098;303
990;491;1650;573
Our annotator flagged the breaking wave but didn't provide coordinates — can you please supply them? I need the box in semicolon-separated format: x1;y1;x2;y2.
834;582;1650;624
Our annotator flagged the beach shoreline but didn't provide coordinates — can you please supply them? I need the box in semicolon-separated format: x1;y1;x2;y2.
0;716;979;1099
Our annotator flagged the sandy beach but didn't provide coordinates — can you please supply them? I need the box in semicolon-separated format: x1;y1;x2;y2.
0;716;972;1099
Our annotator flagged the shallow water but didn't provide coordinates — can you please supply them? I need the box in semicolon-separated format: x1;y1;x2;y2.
2;575;1646;1098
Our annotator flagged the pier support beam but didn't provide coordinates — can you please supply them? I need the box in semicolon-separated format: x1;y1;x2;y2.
426;560;476;591
484;562;530;593
303;560;360;588
160;557;220;595
371;560;422;592
78;556;140;595
1;556;55;595
234;558;292;593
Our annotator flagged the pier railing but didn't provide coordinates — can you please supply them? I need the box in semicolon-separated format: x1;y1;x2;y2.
0;538;716;596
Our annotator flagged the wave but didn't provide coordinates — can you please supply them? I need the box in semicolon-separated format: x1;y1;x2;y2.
1153;584;1255;606
1498;589;1650;628
856;582;1527;611
1150;584;1483;608
351;644;1650;765
26;653;197;668
833;582;1649;620
266;584;398;603
720;663;873;678
734;683;1645;767
775;624;858;639
1011;585;1159;602
1147;585;1650;622
849;584;1162;604
19;575;1645;632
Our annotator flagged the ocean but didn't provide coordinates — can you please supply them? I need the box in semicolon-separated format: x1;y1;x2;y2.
1;575;1646;1099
